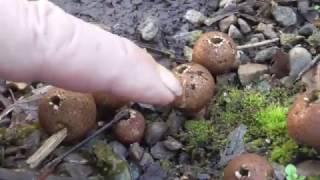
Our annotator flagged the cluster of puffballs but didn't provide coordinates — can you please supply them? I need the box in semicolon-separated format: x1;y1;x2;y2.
37;31;320;180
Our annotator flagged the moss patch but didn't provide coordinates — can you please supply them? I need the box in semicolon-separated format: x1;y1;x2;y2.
209;85;317;165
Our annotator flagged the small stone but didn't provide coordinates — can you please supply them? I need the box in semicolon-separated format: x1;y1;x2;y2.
237;18;251;34
216;73;238;86
280;33;304;46
302;63;320;91
62;163;93;178
254;47;279;63
178;152;190;164
208;0;219;10
150;142;175;160
250;33;265;41
237;51;250;64
166;111;185;136
129;162;142;180
219;15;237;32
307;30;320;47
131;0;142;5
219;0;236;8
138;17;159;41
273;163;285;180
129;143;144;162
184;9;206;25
140;162;168;180
144;122;168;146
139;152;154;167
256;23;278;39
64;153;88;164
297;0;309;14
298;23;316;36
228;25;243;40
218;124;247;167
297;160;320;176
288;46;312;79
184;46;193;61
198;173;211;180
272;6;297;27
238;63;269;85
110;141;128;160
173;30;203;45
163;137;183;151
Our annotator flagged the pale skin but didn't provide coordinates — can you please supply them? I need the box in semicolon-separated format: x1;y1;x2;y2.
0;0;182;105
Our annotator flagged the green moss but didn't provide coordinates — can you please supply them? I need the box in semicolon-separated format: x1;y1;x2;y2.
93;141;131;180
271;139;299;164
256;105;288;136
183;120;215;147
0;123;39;145
209;85;317;165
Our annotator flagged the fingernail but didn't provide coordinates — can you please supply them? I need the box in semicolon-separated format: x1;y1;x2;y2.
157;65;182;96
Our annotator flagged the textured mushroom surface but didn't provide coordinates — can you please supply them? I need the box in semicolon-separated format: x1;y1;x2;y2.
223;153;275;180
192;31;237;75
38;88;97;143
172;63;215;113
287;90;320;150
113;109;146;145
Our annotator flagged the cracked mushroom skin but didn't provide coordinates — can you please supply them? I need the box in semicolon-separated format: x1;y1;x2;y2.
172;63;215;113
38;88;97;143
113;109;146;145
192;31;237;75
287;90;320;150
223;153;275;180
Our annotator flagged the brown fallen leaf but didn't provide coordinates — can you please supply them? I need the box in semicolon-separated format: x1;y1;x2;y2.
270;49;290;78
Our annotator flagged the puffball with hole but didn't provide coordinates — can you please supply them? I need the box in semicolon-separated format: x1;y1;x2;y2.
192;31;237;75
223;153;275;180
172;63;215;113
38;87;97;143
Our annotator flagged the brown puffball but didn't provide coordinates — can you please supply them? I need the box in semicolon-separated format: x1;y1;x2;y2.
223;153;275;180
93;92;128;110
287;90;320;150
172;63;215;113
192;31;237;75
38;88;97;143
113;109;146;145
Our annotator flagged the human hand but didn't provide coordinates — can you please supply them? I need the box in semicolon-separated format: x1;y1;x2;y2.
0;0;182;105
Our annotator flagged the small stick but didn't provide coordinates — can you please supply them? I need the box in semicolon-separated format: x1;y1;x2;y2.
295;54;320;82
237;38;280;50
26;128;68;169
37;110;129;180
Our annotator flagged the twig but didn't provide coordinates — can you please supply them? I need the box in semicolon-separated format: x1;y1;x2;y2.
37;110;129;180
295;54;320;82
237;38;280;50
27;128;68;169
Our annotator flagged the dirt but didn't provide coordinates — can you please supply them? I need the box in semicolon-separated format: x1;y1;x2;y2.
51;0;219;58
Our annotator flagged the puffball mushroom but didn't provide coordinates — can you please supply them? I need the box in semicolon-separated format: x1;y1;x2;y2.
287;90;320;150
223;153;275;180
38;88;97;143
172;63;215;113
192;31;237;75
93;92;128;110
113;109;146;145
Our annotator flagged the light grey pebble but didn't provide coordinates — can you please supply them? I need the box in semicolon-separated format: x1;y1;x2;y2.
150;142;176;160
238;63;269;85
254;47;279;63
272;6;297;27
173;30;203;45
138;16;159;41
131;0;142;5
299;23;316;36
144;122;168;146
228;24;243;40
110;141;128;160
184;9;206;25
289;46;312;79
219;15;237;32
237;18;251;34
129;143;144;162
256;23;278;39
163;137;183;151
139;152;154;167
